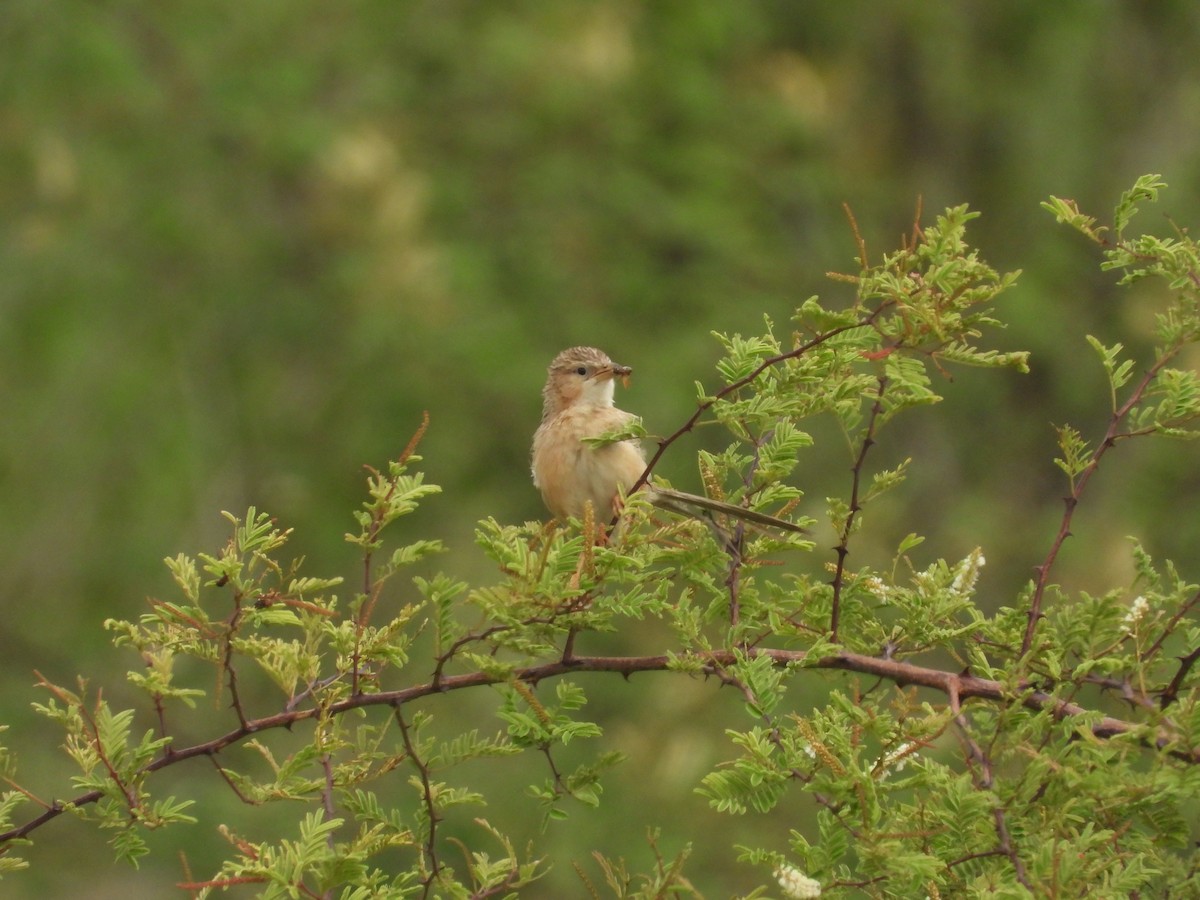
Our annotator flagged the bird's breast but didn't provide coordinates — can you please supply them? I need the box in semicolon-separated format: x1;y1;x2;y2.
531;406;645;520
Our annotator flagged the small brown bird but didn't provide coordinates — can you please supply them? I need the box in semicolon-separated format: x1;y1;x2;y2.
530;346;807;534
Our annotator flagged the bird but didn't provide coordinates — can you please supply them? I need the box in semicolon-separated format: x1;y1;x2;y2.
530;346;808;535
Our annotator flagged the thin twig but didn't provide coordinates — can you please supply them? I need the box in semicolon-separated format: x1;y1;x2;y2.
1161;646;1200;710
396;707;440;897
831;375;889;640
222;592;250;729
353;412;430;695
1142;587;1200;662
625;309;890;503
1022;360;1173;657
208;754;258;805
78;688;141;814
949;683;1031;889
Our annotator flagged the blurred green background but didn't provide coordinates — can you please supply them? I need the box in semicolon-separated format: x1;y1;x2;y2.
4;2;1200;896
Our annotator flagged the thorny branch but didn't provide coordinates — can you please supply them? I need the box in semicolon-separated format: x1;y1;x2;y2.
830;374;888;641
353;411;431;695
431;600;594;688
1022;359;1174;657
6;646;1197;848
949;682;1032;889
626;306;891;502
1142;587;1200;663
1161;646;1200;711
396;707;441;898
353;475;396;696
71;683;141;816
221;589;250;730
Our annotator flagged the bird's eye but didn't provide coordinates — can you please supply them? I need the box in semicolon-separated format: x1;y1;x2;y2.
574;366;588;376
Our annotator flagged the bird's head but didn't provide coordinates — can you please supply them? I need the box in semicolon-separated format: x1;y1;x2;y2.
541;346;632;419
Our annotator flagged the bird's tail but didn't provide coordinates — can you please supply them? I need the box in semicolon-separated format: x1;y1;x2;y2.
647;485;809;535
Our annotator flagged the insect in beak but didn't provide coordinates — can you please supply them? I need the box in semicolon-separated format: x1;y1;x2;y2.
610;364;632;389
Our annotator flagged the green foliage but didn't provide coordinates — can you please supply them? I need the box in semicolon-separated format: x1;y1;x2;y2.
5;181;1200;897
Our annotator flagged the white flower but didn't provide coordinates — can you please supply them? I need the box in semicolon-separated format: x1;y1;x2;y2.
879;740;918;774
863;575;891;601
950;548;986;596
775;864;821;899
1122;595;1150;632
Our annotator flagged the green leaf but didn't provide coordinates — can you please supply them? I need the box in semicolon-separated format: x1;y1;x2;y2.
1113;173;1166;236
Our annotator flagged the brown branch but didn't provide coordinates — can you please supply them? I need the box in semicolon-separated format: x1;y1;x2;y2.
1022;360;1172;657
1142;588;1200;662
625;310;889;502
1161;646;1200;710
431;600;593;687
352;413;430;695
831;374;888;640
353;473;396;695
5;647;1195;849
77;688;141;816
725;525;745;629
1080;674;1160;714
949;681;1031;888
217;588;251;730
208;754;258;805
152;690;171;744
396;707;440;897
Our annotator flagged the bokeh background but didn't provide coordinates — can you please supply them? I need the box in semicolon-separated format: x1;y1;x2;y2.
5;3;1200;896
